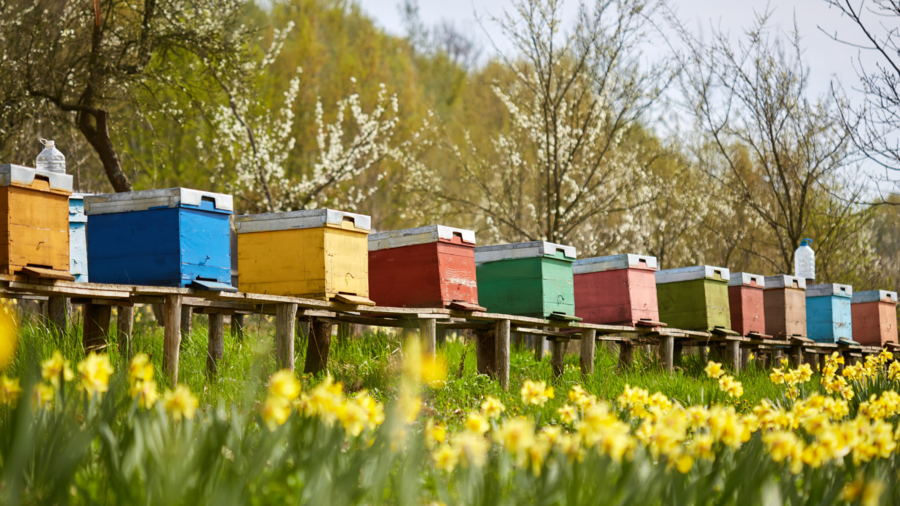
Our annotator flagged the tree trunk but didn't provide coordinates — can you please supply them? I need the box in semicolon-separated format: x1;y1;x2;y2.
77;108;133;192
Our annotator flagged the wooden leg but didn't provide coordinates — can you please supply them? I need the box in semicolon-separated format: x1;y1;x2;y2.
83;303;112;352
151;303;166;327
297;319;309;341
435;326;447;347
304;320;332;375
674;342;684;368
550;340;566;377
48;296;68;340
275;303;298;371
116;306;134;357
618;341;634;371
725;340;740;372
535;335;545;362
661;335;675;374
475;328;497;378
419;318;437;355
740;347;750;371
163;295;183;384
580;329;596;376
231;314;245;341
180;306;193;342
494;320;510;390
699;344;709;364
207;313;225;378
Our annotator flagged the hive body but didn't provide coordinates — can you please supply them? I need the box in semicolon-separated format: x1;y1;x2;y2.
368;226;478;308
806;284;853;343
0;164;72;276
86;189;233;288
728;273;766;336
573;254;659;325
851;291;898;346
475;242;576;319
68;194;88;282
237;209;370;300
656;266;731;331
763;275;807;339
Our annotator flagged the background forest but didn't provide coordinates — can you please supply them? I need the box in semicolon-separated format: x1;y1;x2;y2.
0;0;898;295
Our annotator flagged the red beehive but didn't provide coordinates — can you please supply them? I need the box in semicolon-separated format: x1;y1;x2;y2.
368;225;480;309
851;290;898;346
573;254;661;326
728;272;767;337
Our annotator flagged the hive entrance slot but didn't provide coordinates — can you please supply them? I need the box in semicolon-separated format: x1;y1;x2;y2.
792;280;799;288
638;258;648;266
34;175;50;182
342;216;355;226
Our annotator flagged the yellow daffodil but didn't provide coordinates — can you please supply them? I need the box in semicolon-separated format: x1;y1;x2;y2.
76;352;114;399
0;374;22;406
480;396;505;419
163;384;199;421
267;370;300;401
41;351;74;388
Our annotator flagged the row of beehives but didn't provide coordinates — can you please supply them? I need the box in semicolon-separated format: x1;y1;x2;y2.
1;163;896;346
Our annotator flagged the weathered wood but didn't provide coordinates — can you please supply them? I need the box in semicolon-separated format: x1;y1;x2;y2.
83;303;112;351
618;341;634;371
661;334;675;374
116;306;134;357
180;305;193;341
724;340;741;371
790;344;803;368
740;347;750;371
535;334;545;362
475;328;497;378
152;303;165;327
550;340;566;378
231;313;245;341
495;319;510;390
207;313;225;378
580;329;596;376
435;326;447;347
420;318;437;355
304;321;332;375
297;319;309;341
48;296;68;340
163;295;183;384
276;303;298;371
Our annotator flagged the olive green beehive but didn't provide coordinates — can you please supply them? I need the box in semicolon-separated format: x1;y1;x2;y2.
656;265;731;331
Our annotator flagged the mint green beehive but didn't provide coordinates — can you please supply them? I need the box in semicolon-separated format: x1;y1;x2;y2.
474;241;577;319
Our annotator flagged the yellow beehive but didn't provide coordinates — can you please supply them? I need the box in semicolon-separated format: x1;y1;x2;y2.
0;164;73;278
235;209;372;303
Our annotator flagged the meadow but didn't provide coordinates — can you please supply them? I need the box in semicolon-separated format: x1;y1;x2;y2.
2;312;899;505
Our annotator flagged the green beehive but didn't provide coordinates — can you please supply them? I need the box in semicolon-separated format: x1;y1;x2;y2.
656;265;731;331
474;241;577;319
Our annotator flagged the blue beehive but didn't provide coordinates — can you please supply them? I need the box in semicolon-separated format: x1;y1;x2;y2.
68;194;89;282
85;188;236;290
806;283;853;343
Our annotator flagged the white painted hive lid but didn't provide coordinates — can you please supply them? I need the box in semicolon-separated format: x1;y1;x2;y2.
806;283;853;298
85;188;233;215
573;254;657;274
368;225;476;251
474;241;576;264
764;274;806;290
235;208;371;233
728;272;766;288
655;265;730;284
851;290;897;304
0;164;73;192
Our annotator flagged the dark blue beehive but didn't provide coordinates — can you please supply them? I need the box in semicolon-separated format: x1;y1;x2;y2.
85;188;235;290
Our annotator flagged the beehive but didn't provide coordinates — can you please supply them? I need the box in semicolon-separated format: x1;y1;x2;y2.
0;164;72;278
236;209;372;303
474;241;577;319
806;283;853;343
368;225;479;308
656;266;731;331
728;272;766;336
851;290;898;346
86;188;234;290
68;194;88;282
764;275;807;339
573;254;660;325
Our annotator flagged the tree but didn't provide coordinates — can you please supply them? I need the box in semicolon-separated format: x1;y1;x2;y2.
398;0;672;250
0;0;249;192
675;11;870;275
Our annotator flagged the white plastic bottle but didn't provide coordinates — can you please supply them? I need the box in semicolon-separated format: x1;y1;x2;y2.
794;238;815;282
35;138;66;173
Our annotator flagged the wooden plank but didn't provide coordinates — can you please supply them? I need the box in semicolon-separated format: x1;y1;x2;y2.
580;329;596;376
163;294;183;384
117;306;134;357
8;281;130;299
420;318;436;355
447;301;486;312
495;319;510;390
207;313;225;377
70;298;133;307
333;293;376;306
20;266;75;281
725;340;740;371
661;334;675;373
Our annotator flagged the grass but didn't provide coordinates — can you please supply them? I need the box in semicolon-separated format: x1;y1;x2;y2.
10;311;783;423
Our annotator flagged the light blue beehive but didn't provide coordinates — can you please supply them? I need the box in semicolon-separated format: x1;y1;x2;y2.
68;194;89;282
806;283;853;343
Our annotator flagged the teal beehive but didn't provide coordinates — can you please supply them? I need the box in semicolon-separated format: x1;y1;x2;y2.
68;194;88;282
806;283;853;343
